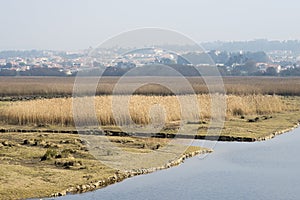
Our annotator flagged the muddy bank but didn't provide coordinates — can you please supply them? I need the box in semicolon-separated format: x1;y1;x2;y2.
1;122;299;142
0;128;258;141
0;95;71;102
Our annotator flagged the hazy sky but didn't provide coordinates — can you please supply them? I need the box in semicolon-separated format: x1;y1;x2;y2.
0;0;299;50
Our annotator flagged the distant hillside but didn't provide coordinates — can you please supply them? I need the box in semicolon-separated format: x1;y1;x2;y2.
201;39;300;52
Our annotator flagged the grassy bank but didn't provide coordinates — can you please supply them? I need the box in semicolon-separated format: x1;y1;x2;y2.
0;132;210;199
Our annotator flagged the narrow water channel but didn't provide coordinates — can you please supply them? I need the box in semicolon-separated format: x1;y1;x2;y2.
47;127;300;200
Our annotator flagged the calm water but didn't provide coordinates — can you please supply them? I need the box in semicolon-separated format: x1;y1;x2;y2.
48;128;300;200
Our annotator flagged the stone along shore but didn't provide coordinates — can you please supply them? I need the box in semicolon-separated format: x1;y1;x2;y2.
51;148;213;197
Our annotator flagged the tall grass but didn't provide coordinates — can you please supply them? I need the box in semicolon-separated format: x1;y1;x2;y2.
0;95;292;127
1;77;300;97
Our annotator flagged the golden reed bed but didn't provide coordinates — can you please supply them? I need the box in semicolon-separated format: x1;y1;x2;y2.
1;77;300;97
0;94;291;127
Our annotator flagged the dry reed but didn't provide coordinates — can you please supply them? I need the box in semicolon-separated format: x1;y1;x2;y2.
0;95;292;127
1;77;300;97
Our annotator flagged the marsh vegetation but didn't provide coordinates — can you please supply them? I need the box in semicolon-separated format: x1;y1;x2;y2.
0;76;300;199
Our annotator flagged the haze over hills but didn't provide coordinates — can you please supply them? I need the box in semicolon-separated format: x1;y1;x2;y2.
0;39;300;77
201;39;300;52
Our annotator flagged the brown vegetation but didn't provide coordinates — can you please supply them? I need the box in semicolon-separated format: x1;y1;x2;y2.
0;94;292;127
0;77;299;199
0;77;300;98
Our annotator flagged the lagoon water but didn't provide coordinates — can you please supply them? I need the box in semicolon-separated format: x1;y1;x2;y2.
51;128;300;200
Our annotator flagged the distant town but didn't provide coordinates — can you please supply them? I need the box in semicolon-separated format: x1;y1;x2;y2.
0;39;300;76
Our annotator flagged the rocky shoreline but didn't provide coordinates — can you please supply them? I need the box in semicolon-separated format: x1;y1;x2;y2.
47;122;300;198
2;122;299;199
50;148;213;197
256;122;300;141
